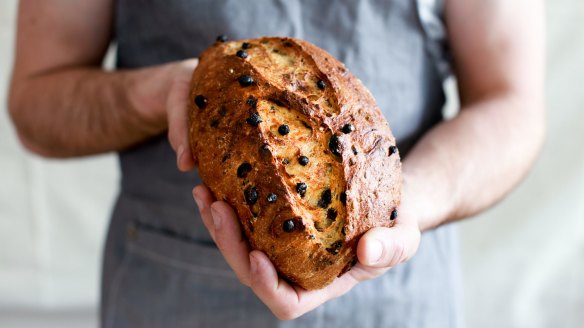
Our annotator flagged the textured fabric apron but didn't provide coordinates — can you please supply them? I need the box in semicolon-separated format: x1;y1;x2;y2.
101;0;463;327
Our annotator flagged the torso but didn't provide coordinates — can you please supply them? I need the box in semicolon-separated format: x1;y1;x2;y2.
101;1;463;327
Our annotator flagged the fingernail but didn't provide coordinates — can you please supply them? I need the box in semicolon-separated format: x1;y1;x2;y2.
193;191;203;209
177;145;185;168
368;239;383;265
210;205;221;229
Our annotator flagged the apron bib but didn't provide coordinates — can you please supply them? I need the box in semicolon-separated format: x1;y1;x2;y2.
101;1;463;327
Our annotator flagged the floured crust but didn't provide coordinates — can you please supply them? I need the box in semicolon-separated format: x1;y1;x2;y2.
189;37;402;290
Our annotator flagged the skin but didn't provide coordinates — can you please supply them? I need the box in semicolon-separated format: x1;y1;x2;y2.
8;0;545;321
8;0;197;168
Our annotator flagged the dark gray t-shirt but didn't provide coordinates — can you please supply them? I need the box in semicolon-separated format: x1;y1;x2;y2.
101;1;463;327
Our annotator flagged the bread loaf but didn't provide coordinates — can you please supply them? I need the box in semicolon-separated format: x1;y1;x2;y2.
189;36;402;290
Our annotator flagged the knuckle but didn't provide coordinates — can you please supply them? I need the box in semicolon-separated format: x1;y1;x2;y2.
236;275;250;288
388;240;405;266
213;234;226;252
167;129;187;152
274;306;300;321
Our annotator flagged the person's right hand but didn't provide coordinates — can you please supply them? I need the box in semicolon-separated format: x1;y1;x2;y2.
193;184;421;320
129;58;199;172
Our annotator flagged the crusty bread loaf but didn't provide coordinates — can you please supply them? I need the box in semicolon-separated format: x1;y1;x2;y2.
188;36;402;290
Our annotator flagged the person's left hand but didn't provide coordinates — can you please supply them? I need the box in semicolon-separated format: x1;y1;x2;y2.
129;58;199;172
192;184;421;320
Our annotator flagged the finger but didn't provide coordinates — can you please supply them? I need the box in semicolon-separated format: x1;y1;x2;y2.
249;250;305;320
192;184;217;241
210;200;252;287
356;221;421;268
249;251;358;320
167;58;198;172
341;262;390;283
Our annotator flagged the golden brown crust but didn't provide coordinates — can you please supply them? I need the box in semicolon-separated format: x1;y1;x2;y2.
189;37;402;290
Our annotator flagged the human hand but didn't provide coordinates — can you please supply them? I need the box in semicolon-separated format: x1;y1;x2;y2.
192;184;421;320
128;58;199;172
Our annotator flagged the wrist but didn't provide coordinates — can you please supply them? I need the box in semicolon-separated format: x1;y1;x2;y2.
400;163;453;232
125;64;173;134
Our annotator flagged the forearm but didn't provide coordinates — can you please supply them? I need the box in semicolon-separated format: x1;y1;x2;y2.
9;66;169;157
402;93;545;231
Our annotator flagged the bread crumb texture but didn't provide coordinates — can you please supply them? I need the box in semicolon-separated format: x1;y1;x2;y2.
189;37;402;290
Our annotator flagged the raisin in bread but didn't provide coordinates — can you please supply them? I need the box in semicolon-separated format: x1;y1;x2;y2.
189;36;402;290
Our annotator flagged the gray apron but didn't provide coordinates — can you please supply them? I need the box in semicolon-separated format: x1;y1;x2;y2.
101;0;463;327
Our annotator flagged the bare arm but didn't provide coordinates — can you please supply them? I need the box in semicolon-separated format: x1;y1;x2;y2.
8;0;196;169
405;0;546;231
189;0;546;320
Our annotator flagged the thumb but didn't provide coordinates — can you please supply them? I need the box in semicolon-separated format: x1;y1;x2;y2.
167;58;199;172
356;222;421;268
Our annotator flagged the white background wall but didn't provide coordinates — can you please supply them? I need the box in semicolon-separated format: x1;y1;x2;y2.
0;1;582;327
0;1;117;326
459;2;584;326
